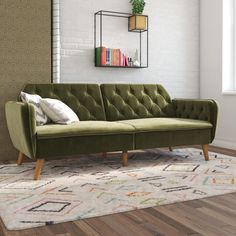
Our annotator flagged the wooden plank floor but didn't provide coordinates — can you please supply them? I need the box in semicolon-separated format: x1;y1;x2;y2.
0;146;235;236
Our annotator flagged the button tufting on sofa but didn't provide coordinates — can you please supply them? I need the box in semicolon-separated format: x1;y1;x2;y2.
6;83;218;180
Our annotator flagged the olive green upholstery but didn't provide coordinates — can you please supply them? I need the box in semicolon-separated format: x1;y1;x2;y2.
118;118;212;132
5;83;218;162
22;84;106;121
36;121;135;157
101;84;175;121
37;134;134;158
36;121;135;139
172;99;218;142
118;118;213;149
5;102;36;158
135;129;211;150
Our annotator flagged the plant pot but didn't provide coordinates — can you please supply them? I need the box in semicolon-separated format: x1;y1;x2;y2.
129;14;147;31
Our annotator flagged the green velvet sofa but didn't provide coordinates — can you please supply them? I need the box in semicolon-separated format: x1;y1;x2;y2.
5;84;218;180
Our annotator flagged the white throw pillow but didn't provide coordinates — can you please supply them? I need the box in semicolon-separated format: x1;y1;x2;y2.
20;92;49;126
40;98;79;124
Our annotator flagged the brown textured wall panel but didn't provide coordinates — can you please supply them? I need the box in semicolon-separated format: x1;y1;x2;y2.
0;0;51;160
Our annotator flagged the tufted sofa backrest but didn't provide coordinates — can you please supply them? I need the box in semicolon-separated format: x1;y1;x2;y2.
101;84;175;121
22;84;106;121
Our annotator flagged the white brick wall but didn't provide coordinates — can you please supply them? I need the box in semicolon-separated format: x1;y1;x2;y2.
58;0;200;98
52;0;60;83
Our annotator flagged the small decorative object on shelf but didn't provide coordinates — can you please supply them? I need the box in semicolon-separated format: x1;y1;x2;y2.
94;10;148;68
129;0;147;32
128;57;133;67
133;49;140;67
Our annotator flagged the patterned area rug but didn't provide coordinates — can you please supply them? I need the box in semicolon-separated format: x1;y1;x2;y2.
0;148;235;230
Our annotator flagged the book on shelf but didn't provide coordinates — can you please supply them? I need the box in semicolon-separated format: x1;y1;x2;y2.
113;49;115;66
106;49;110;65
95;47;130;67
95;47;106;66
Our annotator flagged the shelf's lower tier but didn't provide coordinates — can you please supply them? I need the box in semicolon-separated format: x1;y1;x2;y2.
95;65;148;68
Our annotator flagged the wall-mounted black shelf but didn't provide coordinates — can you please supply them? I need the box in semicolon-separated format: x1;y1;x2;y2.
95;65;148;69
94;10;149;68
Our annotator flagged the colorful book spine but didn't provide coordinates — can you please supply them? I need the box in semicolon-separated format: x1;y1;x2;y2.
95;47;101;66
106;49;109;65
111;49;113;66
95;47;107;66
101;47;106;65
117;49;120;66
109;48;112;66
96;47;131;67
113;49;116;66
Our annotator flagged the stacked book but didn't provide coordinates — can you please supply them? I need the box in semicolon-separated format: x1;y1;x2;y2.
95;47;129;67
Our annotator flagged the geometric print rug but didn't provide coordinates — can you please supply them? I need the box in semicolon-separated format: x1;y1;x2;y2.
0;148;235;230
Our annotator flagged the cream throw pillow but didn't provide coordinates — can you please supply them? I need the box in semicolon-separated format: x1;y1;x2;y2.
40;98;79;124
20;92;49;126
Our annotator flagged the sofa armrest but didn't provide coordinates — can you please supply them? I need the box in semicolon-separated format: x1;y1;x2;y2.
172;99;218;142
5;101;37;159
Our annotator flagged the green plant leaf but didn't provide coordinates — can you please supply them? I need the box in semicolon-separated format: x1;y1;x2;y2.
130;0;146;14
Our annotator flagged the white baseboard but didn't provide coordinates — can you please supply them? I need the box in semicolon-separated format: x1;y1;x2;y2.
212;139;236;150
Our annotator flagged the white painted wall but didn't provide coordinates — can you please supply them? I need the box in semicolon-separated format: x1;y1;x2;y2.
60;0;200;98
200;0;236;149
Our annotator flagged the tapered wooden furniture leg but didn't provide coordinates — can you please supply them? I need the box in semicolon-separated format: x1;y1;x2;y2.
122;151;128;166
34;159;45;180
102;152;107;158
202;144;209;161
17;152;25;165
169;147;173;152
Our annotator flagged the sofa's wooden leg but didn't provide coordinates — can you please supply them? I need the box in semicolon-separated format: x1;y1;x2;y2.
34;159;45;180
102;152;107;158
202;144;209;161
122;151;128;166
169;147;173;152
17;152;25;165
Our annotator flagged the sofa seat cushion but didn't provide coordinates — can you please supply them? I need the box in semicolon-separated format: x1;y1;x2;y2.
36;121;135;139
118;118;212;132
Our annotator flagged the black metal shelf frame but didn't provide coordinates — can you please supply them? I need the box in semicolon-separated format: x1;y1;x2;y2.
94;10;149;68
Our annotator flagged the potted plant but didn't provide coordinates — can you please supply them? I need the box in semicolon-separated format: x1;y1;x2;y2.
129;0;147;31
